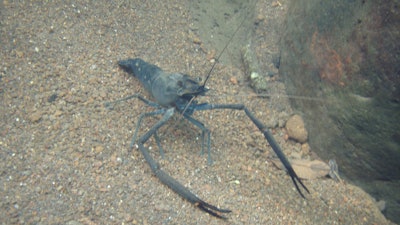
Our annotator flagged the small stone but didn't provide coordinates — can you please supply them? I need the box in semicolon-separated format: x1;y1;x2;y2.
272;159;330;179
155;202;169;212
375;200;386;212
53;110;63;117
230;76;238;85
207;49;216;61
256;14;264;24
301;143;311;155
15;50;24;58
29;111;42;122
285;114;308;143
94;145;104;153
192;36;202;45
48;94;58;102
272;1;282;7
66;221;84;225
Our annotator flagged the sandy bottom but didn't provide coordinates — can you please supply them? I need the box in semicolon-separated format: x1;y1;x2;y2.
0;0;393;224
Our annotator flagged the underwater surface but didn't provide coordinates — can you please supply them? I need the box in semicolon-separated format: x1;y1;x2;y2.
0;0;397;224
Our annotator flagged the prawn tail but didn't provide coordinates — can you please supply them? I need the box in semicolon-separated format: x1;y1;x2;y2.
118;58;161;78
118;58;161;92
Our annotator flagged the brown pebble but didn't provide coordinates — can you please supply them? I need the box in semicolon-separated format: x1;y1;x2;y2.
94;145;104;153
53;110;63;117
29;111;42;122
207;49;216;61
284;133;289;141
285;114;308;143
272;1;282;7
192;36;202;45
230;76;238;85
256;14;264;23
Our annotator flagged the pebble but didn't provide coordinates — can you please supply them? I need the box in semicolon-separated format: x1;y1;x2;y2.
53;110;63;117
272;159;330;179
29;111;42;123
230;76;238;85
94;145;104;153
375;199;386;212
66;220;84;225
301;143;311;155
155;202;170;212
285;114;308;143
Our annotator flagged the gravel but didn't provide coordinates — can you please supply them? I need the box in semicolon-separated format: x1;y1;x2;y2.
0;0;393;224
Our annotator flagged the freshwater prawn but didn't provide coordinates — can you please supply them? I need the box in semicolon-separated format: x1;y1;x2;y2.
106;15;309;219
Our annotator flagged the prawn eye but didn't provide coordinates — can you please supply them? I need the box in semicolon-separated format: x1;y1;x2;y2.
177;80;183;87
